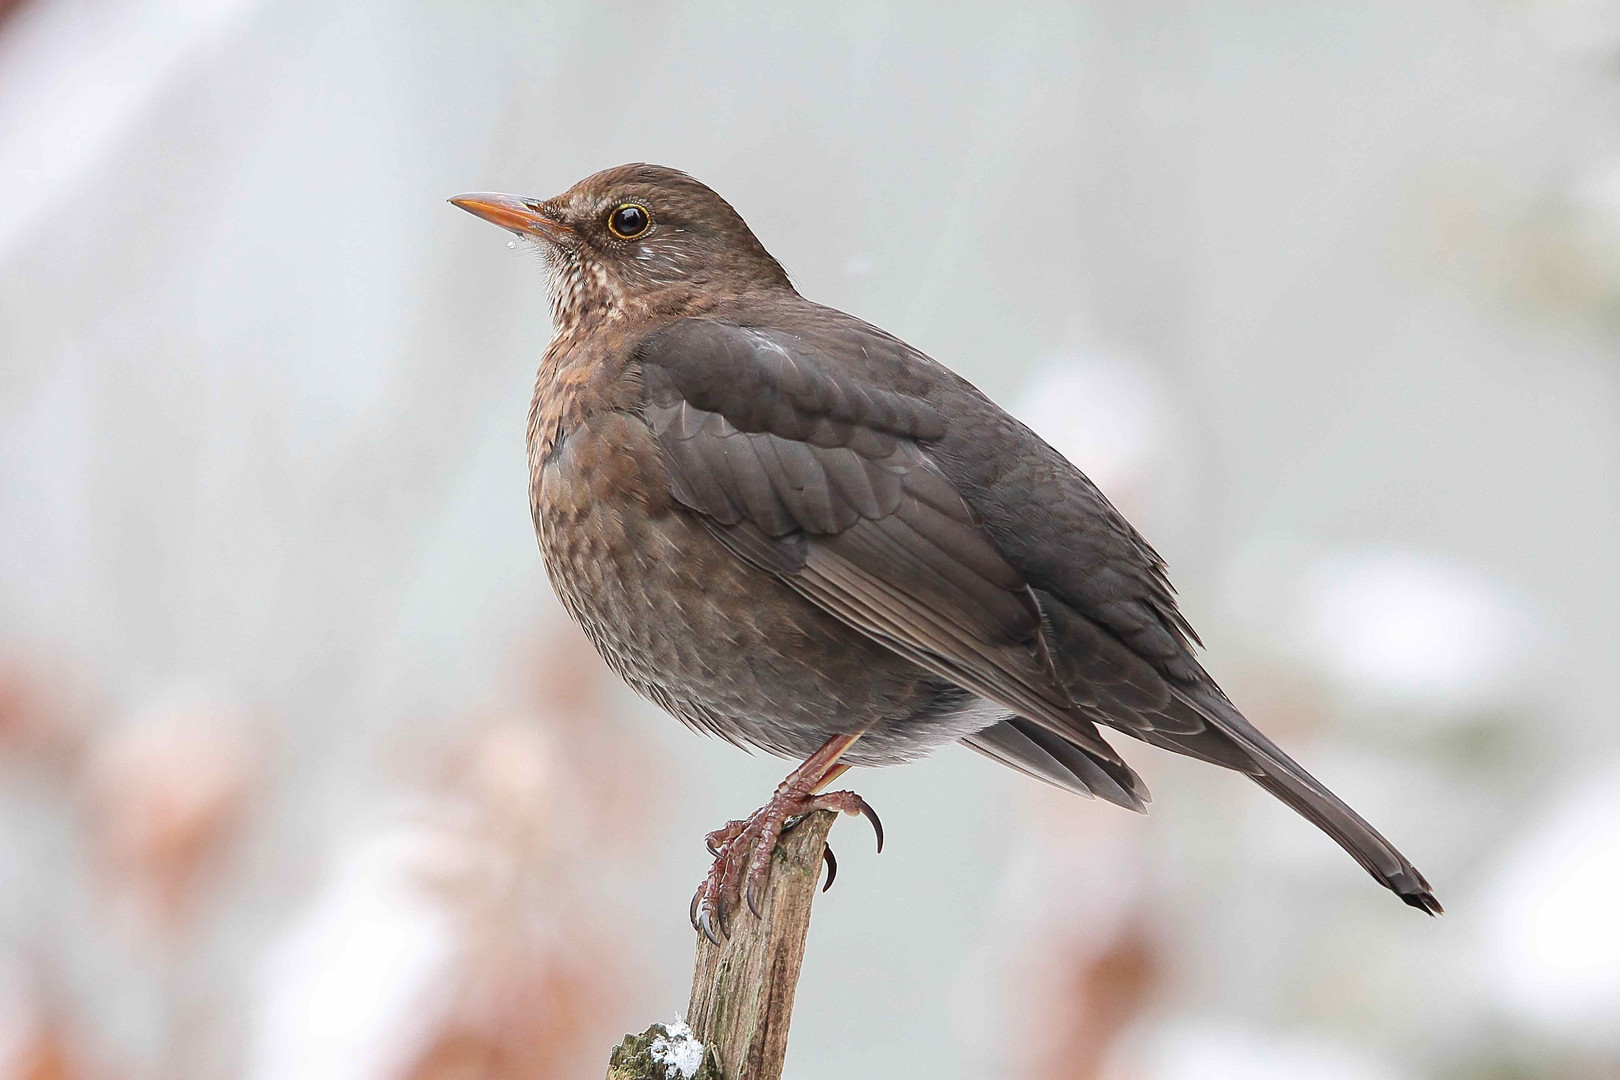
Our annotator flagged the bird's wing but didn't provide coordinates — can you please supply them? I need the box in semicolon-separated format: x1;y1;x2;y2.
636;318;1145;808
960;717;1143;804
707;305;1439;912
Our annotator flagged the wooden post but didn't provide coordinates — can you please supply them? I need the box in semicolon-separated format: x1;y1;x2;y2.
605;810;836;1080
686;809;835;1079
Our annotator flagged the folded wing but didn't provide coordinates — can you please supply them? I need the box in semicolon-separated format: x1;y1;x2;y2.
637;319;1146;809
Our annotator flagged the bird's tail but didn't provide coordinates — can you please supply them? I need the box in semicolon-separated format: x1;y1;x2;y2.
1246;755;1441;914
1167;686;1442;914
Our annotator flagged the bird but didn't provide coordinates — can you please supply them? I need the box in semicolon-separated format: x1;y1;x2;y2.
450;164;1439;941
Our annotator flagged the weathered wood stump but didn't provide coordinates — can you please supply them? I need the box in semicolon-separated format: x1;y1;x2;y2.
605;810;836;1080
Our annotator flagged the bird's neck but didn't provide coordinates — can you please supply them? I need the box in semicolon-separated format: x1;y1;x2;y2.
545;248;795;345
545;250;617;342
547;282;739;349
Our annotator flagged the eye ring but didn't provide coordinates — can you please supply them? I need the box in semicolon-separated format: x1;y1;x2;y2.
607;203;651;240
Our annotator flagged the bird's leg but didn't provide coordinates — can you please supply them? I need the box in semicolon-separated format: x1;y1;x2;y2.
691;733;883;944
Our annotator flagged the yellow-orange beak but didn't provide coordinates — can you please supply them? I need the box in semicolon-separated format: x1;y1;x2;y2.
448;192;575;243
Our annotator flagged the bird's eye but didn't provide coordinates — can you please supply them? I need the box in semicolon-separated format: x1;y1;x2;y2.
607;203;651;239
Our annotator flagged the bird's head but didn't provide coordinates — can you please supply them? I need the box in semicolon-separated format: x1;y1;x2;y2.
451;163;792;334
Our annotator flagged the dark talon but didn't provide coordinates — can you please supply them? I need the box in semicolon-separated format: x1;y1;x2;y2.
693;766;880;942
715;886;733;937
858;800;884;853
697;906;722;946
746;877;764;919
689;890;701;932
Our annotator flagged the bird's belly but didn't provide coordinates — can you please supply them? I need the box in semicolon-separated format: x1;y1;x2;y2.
534;411;981;764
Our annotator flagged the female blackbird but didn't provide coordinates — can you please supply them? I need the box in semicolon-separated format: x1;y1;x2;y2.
451;164;1439;941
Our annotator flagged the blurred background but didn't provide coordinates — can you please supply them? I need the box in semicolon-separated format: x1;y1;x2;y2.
1;1;1617;1077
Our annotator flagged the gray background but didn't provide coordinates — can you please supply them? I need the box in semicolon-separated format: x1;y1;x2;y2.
1;2;1617;1077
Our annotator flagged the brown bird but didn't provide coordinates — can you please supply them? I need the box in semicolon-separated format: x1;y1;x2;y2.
450;164;1439;940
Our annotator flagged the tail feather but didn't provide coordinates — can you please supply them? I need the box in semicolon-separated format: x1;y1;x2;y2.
1249;768;1441;913
964;678;1442;913
962;717;1148;811
1170;685;1442;915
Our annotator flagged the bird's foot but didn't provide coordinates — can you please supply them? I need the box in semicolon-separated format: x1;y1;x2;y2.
690;788;882;944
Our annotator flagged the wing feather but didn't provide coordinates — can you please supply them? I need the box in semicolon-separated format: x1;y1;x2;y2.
639;319;1143;802
633;311;1437;911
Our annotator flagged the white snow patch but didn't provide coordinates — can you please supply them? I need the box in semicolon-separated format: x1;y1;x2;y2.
1138;1020;1403;1080
1299;549;1535;712
245;816;472;1080
1479;767;1620;1046
649;1020;706;1079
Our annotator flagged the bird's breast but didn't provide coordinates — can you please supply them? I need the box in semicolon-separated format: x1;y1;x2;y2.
523;323;977;762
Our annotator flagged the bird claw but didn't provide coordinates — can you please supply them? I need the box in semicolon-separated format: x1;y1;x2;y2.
810;790;883;853
704;817;746;857
716;887;733;937
697;905;721;947
746;876;765;919
690;787;880;942
856;799;883;853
